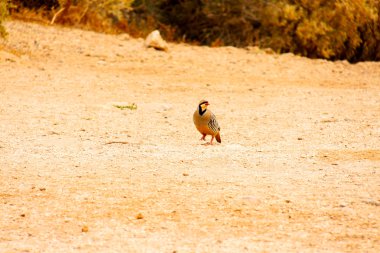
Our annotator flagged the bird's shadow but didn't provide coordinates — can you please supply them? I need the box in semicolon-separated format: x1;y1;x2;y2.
201;142;214;146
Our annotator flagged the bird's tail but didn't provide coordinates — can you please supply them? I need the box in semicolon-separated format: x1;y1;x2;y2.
215;132;221;143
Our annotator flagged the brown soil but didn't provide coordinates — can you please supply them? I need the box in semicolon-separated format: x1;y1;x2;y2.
1;20;379;252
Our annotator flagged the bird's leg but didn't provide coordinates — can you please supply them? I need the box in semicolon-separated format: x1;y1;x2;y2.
209;135;215;145
200;134;206;141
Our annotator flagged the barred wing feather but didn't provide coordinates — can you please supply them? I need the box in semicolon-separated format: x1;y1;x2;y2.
208;113;220;134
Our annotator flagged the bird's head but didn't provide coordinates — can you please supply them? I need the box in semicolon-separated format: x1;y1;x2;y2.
198;99;209;110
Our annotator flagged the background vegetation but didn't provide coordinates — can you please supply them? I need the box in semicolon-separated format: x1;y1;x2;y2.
0;0;9;37
6;0;380;62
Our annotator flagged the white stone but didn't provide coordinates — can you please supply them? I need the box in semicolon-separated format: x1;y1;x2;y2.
144;30;168;51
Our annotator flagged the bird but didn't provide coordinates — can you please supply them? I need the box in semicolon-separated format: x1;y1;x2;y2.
193;100;221;145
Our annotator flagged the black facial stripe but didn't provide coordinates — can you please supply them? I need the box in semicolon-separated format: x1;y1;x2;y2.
199;105;207;116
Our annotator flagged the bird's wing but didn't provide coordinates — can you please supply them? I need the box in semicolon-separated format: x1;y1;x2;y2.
208;113;220;133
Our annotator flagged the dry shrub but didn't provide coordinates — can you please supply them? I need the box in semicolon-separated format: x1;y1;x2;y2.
11;0;135;34
261;0;380;61
10;0;59;24
0;0;9;37
131;0;380;62
130;0;262;46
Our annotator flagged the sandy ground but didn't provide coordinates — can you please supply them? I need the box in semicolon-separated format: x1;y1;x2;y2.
0;20;379;252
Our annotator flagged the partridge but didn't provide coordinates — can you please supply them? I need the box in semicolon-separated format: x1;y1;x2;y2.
193;100;221;145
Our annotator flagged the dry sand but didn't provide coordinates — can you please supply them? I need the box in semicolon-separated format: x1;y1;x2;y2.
0;20;379;252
